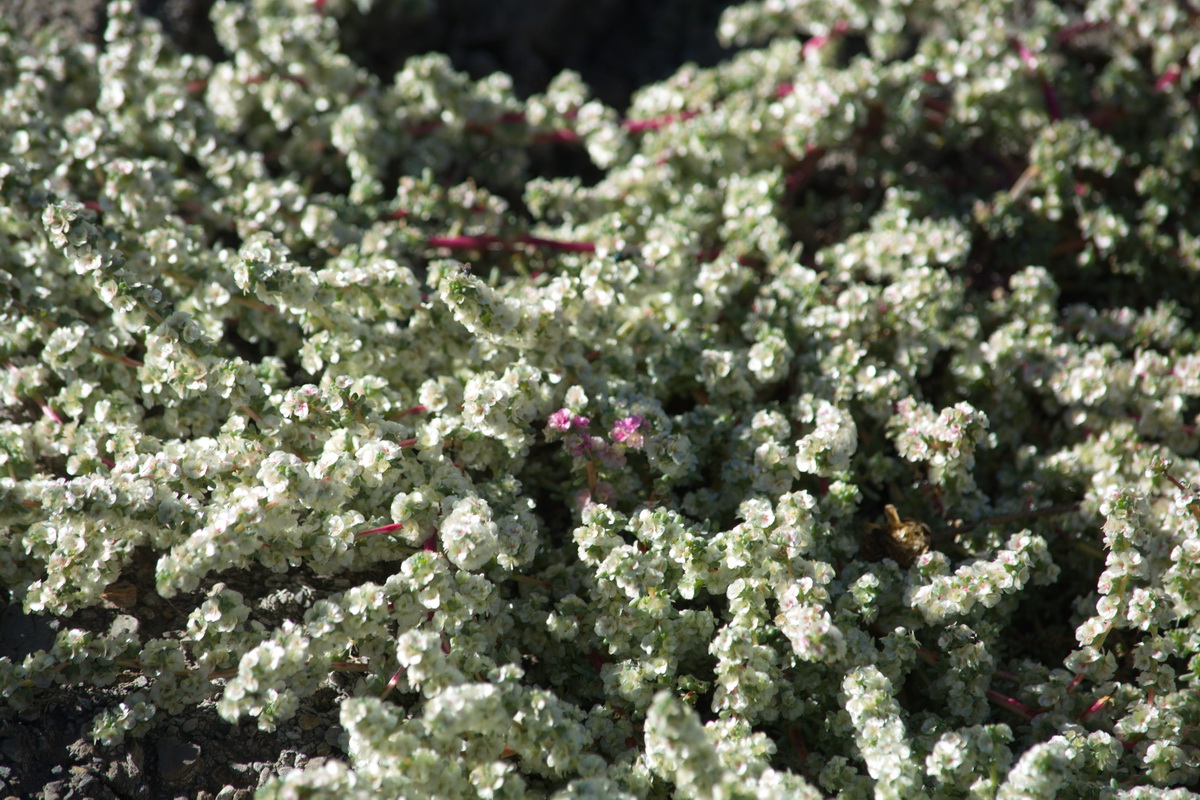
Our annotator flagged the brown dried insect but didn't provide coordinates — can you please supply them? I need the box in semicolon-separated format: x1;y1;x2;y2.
101;580;139;610
861;504;931;568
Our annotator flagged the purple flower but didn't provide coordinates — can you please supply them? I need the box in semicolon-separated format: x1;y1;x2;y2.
548;408;591;431
548;408;574;431
594;440;627;470
565;433;602;458
610;415;645;448
592;481;617;505
575;481;617;509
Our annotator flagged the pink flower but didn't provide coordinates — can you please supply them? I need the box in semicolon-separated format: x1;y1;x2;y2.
548;408;590;431
594;441;627;469
610;415;645;448
575;481;617;509
565;433;601;458
592;481;617;505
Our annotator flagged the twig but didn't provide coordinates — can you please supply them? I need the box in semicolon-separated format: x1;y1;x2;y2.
935;501;1080;539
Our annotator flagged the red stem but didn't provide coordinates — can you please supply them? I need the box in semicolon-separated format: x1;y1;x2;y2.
622;110;699;134
1080;695;1111;721
533;129;582;144
517;234;596;253
91;346;142;367
245;73;310;89
357;522;404;539
1155;66;1181;92
424;233;595;253
987;689;1039;720
1040;79;1063;121
426;234;504;250
388;405;427;419
1056;21;1107;43
802;20;848;57
34;395;64;424
381;665;405;699
1012;37;1062;121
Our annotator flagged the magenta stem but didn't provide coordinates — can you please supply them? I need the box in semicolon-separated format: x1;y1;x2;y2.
424;233;595;253
357;522;404;539
987;689;1039;720
1155;66;1181;92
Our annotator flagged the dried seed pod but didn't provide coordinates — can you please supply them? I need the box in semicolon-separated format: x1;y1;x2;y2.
861;504;931;568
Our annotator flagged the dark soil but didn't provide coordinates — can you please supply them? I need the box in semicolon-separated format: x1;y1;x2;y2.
0;556;360;800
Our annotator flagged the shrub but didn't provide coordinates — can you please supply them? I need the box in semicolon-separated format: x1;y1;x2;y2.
2;0;1199;796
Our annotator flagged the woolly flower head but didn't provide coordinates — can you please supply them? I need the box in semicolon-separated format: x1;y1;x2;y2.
795;400;857;477
440;496;500;572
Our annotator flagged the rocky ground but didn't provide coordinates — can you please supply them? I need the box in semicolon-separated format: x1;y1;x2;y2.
1;549;371;799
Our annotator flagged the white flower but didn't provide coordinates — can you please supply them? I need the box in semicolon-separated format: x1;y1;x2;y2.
440;496;500;572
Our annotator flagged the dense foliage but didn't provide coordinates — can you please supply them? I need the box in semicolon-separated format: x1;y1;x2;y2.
2;0;1199;796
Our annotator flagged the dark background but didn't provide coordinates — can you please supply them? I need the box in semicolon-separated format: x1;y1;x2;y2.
10;0;736;110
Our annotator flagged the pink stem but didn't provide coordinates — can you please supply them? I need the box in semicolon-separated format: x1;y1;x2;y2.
517;234;596;253
90;347;142;367
34;395;65;424
381;665;405;699
802;20;848;57
238;405;266;427
1040;79;1063;121
1155;66;1181;92
987;689;1039;720
1012;37;1062;121
1056;21;1106;44
426;234;504;250
622;110;699;134
1080;695;1111;721
245;73;309;89
532;129;581;144
357;522;404;539
424;233;595;253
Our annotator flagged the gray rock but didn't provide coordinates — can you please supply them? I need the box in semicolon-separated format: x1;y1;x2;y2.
156;736;201;782
0;602;59;661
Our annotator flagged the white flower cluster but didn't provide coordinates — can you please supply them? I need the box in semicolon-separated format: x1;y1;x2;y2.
795;399;858;478
438;495;500;571
842;665;923;800
889;398;990;504
908;530;1059;625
